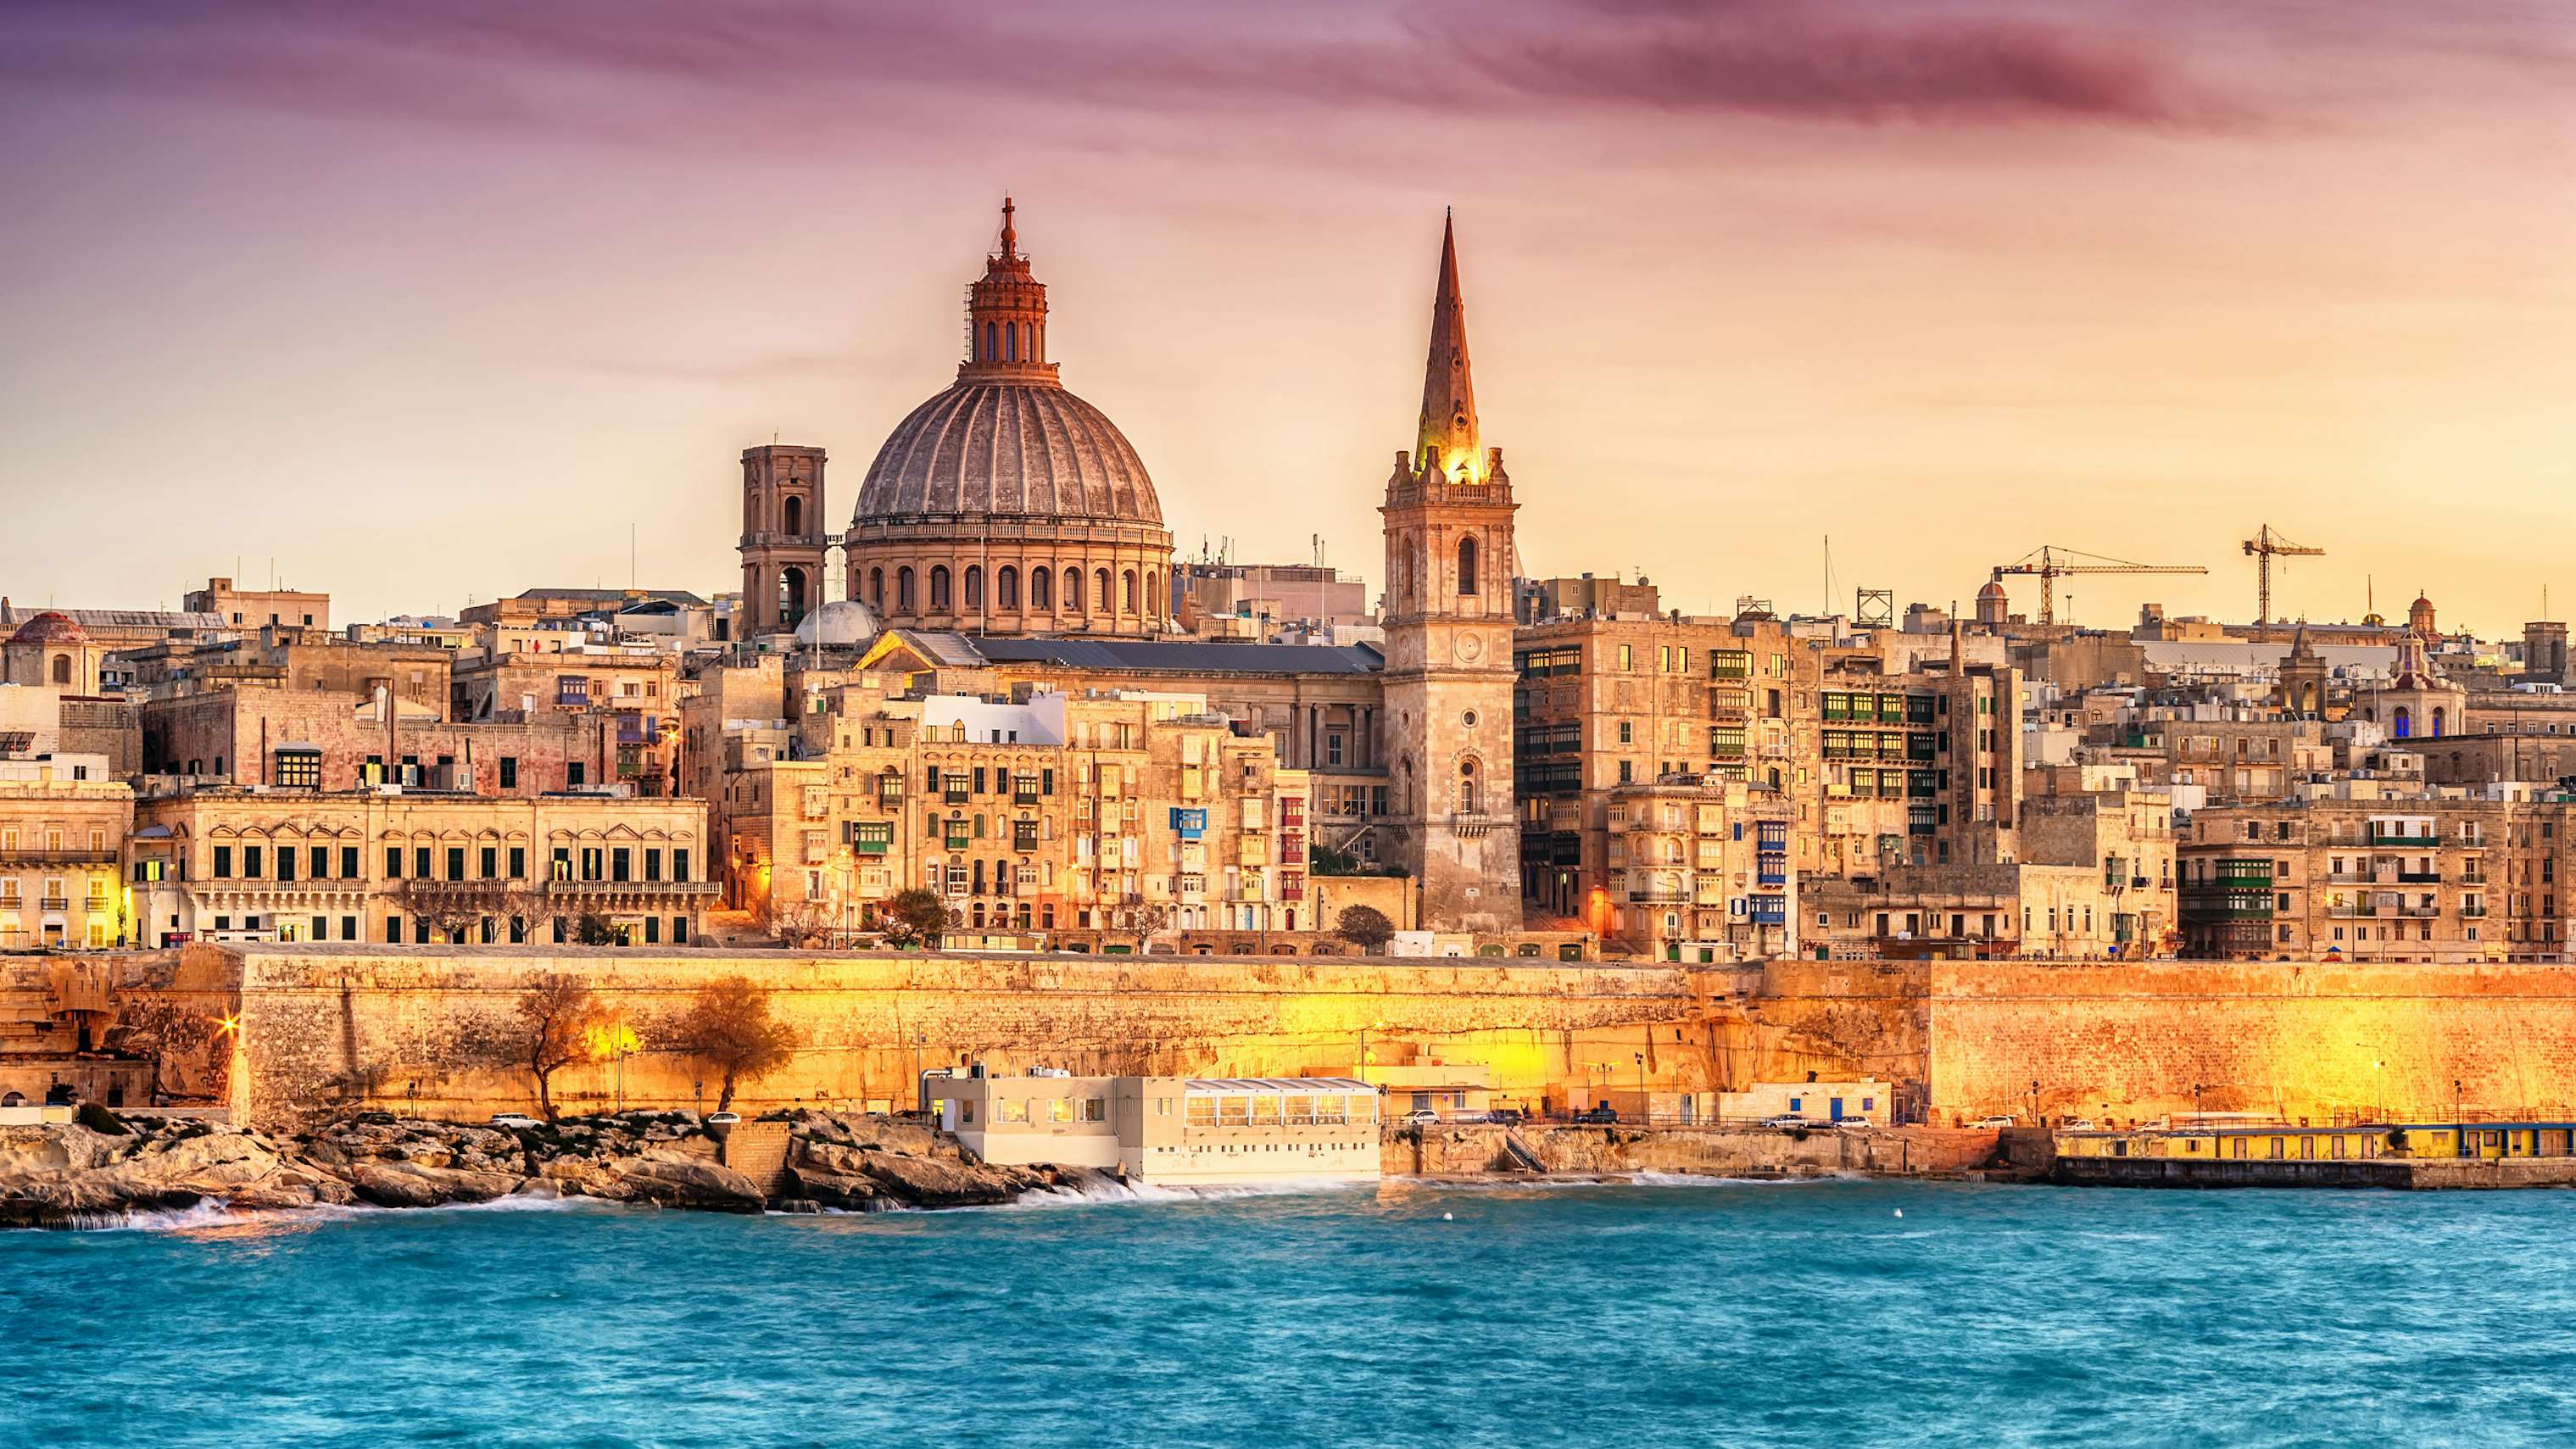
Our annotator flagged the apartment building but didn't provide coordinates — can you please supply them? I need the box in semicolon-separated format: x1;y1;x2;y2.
1603;775;1795;961
128;789;713;948
2178;791;2556;963
0;755;132;950
182;577;332;633
141;684;619;794
1513;610;2018;948
722;688;1313;947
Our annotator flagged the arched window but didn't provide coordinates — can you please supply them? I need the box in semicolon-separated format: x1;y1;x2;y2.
929;566;951;610
997;566;1019;610
50;655;70;686
984;321;996;360
2432;706;2445;738
1022;322;1034;362
1144;571;1158;621
870;568;884;608
964;566;983;610
1031;566;1052;610
1457;534;1479;595
2392;706;2411;739
1459;757;1480;815
1095;568;1112;614
779;567;807;624
896;567;916;612
1122;570;1137;613
782;496;802;538
1004;323;1016;362
1065;567;1083;612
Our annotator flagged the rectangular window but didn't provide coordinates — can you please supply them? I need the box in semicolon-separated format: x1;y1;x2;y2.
481;846;498;879
499;757;518;790
447;847;466;881
645;849;662;882
385;846;402;878
213;846;232;879
276;848;294;883
673;850;690;882
310;845;329;879
272;749;321;789
509;846;527;878
415;847;431;878
386;916;402;944
611;848;631;883
567;761;586;789
243;846;264;879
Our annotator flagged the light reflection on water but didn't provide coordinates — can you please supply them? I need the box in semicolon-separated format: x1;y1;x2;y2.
7;1179;2575;1449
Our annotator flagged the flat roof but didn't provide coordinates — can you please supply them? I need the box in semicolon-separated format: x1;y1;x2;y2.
1185;1078;1374;1094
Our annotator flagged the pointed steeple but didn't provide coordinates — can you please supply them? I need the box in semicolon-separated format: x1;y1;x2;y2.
1416;209;1482;482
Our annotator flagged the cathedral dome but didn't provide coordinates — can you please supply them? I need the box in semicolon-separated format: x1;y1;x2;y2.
852;382;1162;526
8;611;85;646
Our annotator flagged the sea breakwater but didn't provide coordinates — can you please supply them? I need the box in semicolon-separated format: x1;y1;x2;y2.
0;1110;1081;1228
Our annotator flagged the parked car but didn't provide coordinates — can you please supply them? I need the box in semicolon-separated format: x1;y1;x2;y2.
1834;1114;1876;1129
488;1113;541;1130
2059;1117;2096;1131
1757;1114;1815;1129
1485;1107;1526;1127
705;1111;743;1128
1968;1115;2018;1129
1400;1108;1441;1125
1573;1105;1620;1124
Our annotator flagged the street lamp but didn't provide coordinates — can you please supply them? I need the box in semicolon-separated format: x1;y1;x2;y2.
1634;1051;1647;1125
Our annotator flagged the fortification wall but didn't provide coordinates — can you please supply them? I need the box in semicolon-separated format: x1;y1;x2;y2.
223;946;1717;1128
1925;961;2576;1124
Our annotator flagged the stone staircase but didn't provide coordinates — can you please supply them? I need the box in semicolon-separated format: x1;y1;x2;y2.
1497;1129;1548;1174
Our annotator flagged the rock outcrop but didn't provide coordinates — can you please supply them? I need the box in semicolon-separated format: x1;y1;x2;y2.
0;1107;1071;1226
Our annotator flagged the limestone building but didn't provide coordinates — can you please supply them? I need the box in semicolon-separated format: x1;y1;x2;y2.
0;755;131;950
130;789;713;949
182;577;331;633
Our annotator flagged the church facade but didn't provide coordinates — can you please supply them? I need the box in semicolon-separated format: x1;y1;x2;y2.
732;203;1522;933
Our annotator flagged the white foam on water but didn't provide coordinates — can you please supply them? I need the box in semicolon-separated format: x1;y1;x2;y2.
996;1170;1374;1211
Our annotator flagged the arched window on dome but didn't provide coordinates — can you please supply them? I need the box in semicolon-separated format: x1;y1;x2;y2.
1031;566;1052;610
870;569;884;609
930;566;952;611
1457;534;1479;596
1122;570;1137;614
896;567;916;613
983;321;996;361
1021;323;1034;363
1004;324;1016;363
964;566;983;610
1064;567;1083;612
1095;569;1112;615
997;566;1019;610
1145;571;1159;623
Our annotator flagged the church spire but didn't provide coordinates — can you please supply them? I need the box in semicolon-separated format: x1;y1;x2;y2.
960;194;1055;384
1416;209;1482;482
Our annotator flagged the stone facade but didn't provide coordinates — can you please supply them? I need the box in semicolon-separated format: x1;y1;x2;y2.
141;685;616;794
0;755;131;950
182;577;331;633
129;789;713;949
739;444;828;637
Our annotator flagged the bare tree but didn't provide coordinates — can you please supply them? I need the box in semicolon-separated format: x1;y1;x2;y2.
667;976;798;1112
758;891;836;949
514;973;604;1121
394;878;535;945
1127;900;1176;954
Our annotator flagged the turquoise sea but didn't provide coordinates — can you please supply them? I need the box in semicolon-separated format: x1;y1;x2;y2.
4;1179;2572;1448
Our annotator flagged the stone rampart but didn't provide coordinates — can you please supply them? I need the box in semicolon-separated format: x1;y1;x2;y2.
221;945;1714;1128
1926;960;2576;1125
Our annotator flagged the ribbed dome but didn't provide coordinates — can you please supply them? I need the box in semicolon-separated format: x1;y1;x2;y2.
852;382;1163;527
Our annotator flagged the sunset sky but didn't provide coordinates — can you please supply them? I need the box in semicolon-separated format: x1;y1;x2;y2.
3;1;2572;634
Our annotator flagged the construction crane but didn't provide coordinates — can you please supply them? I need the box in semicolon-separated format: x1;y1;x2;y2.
1990;545;2207;627
2242;525;2323;627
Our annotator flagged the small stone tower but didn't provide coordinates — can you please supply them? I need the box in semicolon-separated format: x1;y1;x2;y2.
740;443;828;636
1379;213;1522;932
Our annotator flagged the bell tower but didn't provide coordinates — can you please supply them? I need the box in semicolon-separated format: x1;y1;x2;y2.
1380;212;1521;932
740;443;828;636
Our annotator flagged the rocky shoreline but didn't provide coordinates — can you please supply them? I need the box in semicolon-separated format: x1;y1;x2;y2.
0;1108;1085;1228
